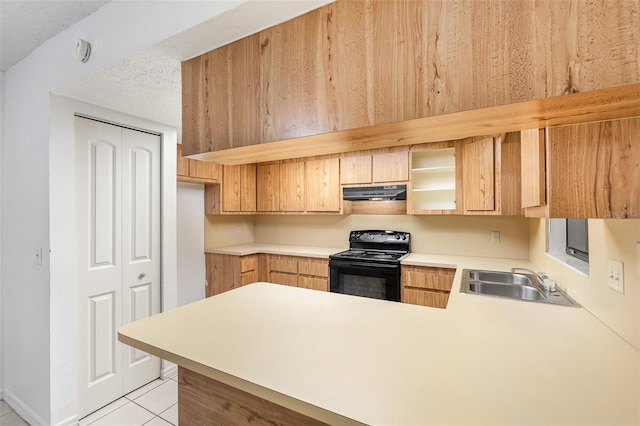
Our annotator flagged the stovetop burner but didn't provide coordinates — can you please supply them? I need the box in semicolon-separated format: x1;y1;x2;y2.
329;230;411;264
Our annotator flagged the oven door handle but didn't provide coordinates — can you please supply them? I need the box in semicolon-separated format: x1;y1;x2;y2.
329;260;398;270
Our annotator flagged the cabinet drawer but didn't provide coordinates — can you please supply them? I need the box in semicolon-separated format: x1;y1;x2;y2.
298;258;328;278
270;256;298;274
298;276;328;292
240;255;258;273
403;288;449;309
241;270;258;286
270;272;298;287
402;266;455;291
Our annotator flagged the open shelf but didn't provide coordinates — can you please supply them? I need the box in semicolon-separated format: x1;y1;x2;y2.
411;147;457;211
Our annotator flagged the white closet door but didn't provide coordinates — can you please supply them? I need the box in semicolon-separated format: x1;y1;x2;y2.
121;128;161;394
75;117;161;417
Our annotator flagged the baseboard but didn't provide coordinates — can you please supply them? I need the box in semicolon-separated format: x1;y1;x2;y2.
3;389;47;426
161;362;177;380
53;414;80;426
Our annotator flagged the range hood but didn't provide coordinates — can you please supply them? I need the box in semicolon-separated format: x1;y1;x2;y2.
343;185;407;201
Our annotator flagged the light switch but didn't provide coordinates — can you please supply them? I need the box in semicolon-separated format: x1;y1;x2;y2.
34;246;42;265
608;259;624;294
491;231;500;243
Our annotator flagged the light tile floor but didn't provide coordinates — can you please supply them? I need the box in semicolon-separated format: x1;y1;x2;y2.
0;375;178;426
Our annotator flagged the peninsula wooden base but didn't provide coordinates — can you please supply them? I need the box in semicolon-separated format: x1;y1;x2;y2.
178;367;328;426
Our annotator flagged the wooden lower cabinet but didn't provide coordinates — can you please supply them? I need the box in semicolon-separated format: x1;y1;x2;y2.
206;253;259;297
268;255;329;291
401;265;455;309
178;367;325;425
207;253;329;297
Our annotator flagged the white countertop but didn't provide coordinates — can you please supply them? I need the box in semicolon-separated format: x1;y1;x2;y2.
205;243;343;258
120;253;640;425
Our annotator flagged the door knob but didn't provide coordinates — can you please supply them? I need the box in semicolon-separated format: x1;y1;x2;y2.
138;272;146;279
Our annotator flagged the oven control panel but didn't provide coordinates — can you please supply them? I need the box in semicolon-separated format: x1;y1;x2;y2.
349;230;410;245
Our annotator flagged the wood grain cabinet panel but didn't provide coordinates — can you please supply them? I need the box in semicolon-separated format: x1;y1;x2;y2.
306;158;340;212
520;129;546;208
401;265;455;309
177;144;221;184
524;118;640;218
206;254;241;297
461;133;522;216
463;137;495;211
280;162;306;212
257;163;280;212
372;151;409;183
340;154;372;185
182;0;640;157
222;165;256;213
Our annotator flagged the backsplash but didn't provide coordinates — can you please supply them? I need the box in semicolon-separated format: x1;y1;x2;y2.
206;214;530;259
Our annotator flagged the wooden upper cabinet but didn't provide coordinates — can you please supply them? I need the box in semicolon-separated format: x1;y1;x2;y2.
463;137;496;211
257;164;280;212
177;144;221;183
372;151;409;183
280;162;306;212
340;154;372;184
520;129;546;208
222;165;256;213
460;134;522;216
306;158;341;212
524;118;640;219
341;149;409;185
181;0;640;158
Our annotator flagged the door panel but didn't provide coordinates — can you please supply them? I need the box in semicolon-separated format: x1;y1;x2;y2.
121;128;161;394
76;117;161;417
77;118;124;416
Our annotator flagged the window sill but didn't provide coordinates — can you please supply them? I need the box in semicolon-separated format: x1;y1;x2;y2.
546;252;589;276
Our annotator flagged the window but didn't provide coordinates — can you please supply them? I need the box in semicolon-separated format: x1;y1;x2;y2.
547;218;589;275
566;219;589;262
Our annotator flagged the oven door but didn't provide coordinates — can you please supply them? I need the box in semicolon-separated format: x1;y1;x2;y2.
329;259;401;302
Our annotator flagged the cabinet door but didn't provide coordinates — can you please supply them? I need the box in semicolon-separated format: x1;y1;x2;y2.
306;158;340;212
373;151;409;182
520;129;546;208
546;119;640;218
257;164;280;212
298;258;328;278
298;276;328;291
401;265;454;309
223;165;256;212
240;164;257;212
340;154;372;184
222;165;242;212
280;162;306;212
270;272;298;287
402;288;450;309
206;254;241;297
463;136;495;211
189;159;220;181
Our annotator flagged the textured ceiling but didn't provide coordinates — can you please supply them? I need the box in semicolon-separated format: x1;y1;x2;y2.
3;0;333;139
0;0;110;71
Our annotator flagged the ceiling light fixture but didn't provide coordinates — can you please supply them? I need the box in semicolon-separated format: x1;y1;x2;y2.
74;39;91;63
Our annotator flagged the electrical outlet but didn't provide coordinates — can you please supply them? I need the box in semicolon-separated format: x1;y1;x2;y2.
491;231;500;243
608;259;624;294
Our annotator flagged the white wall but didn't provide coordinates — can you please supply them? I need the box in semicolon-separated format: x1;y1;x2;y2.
3;2;336;423
2;2;252;424
250;215;530;259
177;183;206;306
529;218;640;350
49;95;179;425
0;69;5;398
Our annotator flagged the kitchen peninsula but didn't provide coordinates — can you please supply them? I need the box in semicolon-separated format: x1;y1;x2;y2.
119;257;640;425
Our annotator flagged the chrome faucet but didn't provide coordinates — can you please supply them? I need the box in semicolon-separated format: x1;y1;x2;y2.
511;267;554;292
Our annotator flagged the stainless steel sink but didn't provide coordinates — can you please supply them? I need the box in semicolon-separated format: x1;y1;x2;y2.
460;269;580;307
